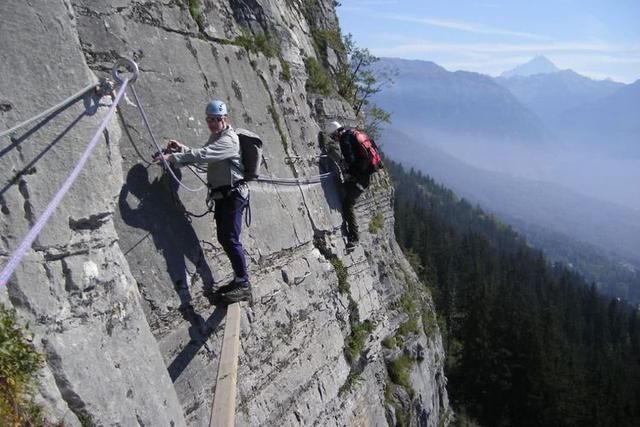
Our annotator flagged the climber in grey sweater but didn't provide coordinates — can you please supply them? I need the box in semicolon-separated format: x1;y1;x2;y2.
153;99;252;304
168;126;244;190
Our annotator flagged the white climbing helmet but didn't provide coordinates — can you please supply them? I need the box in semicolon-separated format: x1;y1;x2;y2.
326;121;342;137
206;99;228;116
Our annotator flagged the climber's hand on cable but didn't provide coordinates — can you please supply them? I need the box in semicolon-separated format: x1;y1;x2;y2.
167;139;186;152
152;152;172;164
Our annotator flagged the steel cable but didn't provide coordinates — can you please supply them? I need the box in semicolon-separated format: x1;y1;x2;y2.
254;171;333;186
0;83;98;140
0;78;131;287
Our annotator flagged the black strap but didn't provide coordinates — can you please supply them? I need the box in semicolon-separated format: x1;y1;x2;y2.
244;189;252;227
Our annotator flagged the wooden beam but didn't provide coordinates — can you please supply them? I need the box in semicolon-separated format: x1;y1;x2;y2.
209;303;242;427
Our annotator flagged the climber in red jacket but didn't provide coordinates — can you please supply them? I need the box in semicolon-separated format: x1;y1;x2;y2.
326;121;382;251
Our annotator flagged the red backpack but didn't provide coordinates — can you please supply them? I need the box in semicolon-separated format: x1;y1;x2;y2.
351;129;383;174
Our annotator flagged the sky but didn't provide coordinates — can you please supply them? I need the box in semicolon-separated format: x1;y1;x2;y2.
336;0;640;83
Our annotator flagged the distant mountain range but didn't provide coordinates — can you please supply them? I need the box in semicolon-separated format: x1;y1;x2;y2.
374;56;639;156
494;56;636;155
371;58;546;143
556;79;640;156
374;56;640;303
495;66;623;126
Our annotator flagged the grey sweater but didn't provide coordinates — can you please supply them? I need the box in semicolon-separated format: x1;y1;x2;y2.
171;126;244;190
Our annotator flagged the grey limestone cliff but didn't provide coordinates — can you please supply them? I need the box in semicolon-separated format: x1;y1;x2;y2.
0;0;449;425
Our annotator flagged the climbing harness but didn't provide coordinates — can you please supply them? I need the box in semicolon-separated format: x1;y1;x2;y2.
204;181;252;226
0;58;138;287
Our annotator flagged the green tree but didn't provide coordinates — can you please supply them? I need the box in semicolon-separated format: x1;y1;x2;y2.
336;34;395;138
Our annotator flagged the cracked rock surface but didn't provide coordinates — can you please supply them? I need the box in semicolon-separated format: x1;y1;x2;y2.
1;0;449;425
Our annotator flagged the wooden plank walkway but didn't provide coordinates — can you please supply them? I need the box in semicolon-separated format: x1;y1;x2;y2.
209;303;242;427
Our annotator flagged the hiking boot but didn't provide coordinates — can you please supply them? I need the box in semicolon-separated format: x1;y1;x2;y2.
205;279;243;304
220;282;252;304
214;280;243;296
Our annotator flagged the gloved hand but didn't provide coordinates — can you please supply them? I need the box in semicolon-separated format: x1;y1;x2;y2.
167;139;187;152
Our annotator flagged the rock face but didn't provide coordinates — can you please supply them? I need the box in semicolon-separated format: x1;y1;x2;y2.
0;0;449;426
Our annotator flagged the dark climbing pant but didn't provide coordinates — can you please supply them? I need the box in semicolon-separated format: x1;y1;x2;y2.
343;174;371;242
214;191;249;282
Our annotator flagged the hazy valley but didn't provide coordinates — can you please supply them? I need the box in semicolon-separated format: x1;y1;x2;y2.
375;56;640;303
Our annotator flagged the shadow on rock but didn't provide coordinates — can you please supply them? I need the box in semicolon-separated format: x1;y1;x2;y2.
119;163;215;316
318;131;343;212
167;305;228;382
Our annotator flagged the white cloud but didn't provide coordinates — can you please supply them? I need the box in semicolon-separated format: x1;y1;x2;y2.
371;39;639;56
339;0;398;10
345;0;399;3
385;15;550;40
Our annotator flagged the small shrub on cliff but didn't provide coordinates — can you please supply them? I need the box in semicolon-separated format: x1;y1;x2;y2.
330;257;349;294
339;370;364;396
187;0;205;31
254;33;279;57
311;28;343;63
304;57;331;95
397;318;418;338
234;31;279;58
399;292;416;315
368;212;384;234
344;320;374;364
382;336;397;349
387;355;414;391
396;291;419;339
0;305;44;424
279;58;291;81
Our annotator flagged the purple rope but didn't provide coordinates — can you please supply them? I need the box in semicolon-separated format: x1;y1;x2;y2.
0;78;130;287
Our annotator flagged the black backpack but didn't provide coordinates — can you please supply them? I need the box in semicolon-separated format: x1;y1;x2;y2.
236;128;263;180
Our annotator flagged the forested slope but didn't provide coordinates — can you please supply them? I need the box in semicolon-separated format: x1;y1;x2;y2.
389;160;640;426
